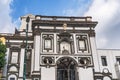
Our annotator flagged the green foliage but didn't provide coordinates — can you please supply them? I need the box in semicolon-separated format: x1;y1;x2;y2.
0;41;6;70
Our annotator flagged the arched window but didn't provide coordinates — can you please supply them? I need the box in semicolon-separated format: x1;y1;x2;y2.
57;57;78;80
8;75;17;80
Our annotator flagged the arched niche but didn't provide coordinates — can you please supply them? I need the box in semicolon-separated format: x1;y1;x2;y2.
60;41;71;54
57;32;74;54
9;66;18;72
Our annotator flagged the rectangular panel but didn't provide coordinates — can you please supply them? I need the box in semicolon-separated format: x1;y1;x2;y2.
44;39;52;49
79;40;85;50
76;34;89;53
42;34;54;53
11;52;18;63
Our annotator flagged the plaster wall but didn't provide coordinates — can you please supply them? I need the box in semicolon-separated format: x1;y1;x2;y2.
41;67;55;80
97;49;120;79
20;14;35;32
78;67;94;80
90;37;100;72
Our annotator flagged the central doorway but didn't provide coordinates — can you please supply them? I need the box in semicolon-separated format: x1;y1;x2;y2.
57;57;78;80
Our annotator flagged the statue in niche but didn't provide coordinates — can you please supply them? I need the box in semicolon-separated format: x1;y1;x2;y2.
62;46;69;54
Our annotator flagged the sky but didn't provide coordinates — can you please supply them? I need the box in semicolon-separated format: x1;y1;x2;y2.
0;0;120;49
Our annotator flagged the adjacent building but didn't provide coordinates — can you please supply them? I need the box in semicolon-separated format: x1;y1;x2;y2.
0;14;120;80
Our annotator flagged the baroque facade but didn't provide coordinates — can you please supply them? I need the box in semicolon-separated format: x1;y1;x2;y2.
0;14;120;80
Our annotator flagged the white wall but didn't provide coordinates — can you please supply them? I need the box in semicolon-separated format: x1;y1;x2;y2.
20;14;35;32
78;67;94;80
97;49;120;79
41;67;55;80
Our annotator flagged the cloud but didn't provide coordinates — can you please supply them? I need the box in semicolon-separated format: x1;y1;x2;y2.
63;0;92;16
63;0;120;49
84;0;120;49
0;0;15;33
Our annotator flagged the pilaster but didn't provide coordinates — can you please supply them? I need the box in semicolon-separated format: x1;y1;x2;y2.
73;34;77;54
90;37;100;72
19;48;25;78
33;35;40;71
2;48;9;77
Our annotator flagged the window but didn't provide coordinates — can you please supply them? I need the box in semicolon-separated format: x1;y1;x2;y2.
116;57;120;64
57;58;77;80
11;52;18;63
101;56;107;66
10;77;15;80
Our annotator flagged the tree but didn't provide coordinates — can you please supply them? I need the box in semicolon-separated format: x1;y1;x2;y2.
0;41;6;70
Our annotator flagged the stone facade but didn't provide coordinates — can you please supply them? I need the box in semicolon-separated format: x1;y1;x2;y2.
0;14;120;80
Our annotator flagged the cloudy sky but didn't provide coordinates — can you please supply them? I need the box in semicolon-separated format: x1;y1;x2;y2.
0;0;120;49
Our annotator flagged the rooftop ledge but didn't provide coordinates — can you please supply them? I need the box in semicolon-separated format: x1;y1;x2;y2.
32;15;98;28
35;15;94;22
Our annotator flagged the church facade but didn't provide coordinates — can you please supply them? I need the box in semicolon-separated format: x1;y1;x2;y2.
1;14;120;80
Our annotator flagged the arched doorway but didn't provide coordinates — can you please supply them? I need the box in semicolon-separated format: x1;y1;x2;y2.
57;57;78;80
